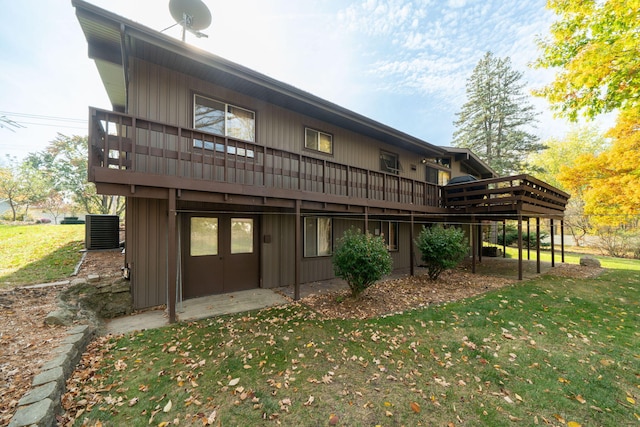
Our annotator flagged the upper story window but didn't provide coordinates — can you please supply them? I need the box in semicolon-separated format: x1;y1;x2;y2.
426;166;451;186
194;95;255;142
380;150;400;175
305;128;333;154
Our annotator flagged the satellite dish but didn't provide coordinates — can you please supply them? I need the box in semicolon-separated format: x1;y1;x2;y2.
168;0;211;41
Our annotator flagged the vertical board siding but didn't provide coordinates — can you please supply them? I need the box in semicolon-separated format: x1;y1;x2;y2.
129;59;431;183
129;197;168;309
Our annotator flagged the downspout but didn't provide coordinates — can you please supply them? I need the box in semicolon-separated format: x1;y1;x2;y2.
120;23;130;113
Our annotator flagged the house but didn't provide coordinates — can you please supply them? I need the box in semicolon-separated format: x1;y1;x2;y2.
73;0;569;322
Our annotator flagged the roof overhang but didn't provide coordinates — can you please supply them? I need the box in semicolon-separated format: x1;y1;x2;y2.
442;146;498;178
73;0;445;157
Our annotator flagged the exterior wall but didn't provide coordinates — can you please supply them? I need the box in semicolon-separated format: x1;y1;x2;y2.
128;58;432;182
261;213;295;288
127;198;168;309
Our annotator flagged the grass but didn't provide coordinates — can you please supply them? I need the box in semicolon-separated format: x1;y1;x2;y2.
501;245;640;271
0;223;85;288
65;260;640;426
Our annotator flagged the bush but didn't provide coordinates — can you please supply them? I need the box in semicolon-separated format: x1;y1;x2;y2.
415;225;468;280
332;228;393;298
496;224;548;248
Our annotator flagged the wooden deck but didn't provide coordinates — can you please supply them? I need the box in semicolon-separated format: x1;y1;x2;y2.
442;175;569;217
88;108;441;212
88;108;569;216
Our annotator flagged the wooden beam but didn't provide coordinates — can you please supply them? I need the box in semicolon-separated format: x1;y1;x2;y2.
550;218;555;268
409;213;415;276
294;199;301;301
561;220;565;263
471;218;477;274
517;216;523;280
168;188;177;323
536;217;541;274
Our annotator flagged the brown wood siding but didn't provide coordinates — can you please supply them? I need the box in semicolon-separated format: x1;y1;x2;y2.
261;213;295;288
128;58;429;182
128;197;168;309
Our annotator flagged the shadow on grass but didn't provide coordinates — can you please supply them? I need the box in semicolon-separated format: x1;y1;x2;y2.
0;240;84;288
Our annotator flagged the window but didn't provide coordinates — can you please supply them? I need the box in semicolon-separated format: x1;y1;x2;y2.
426;166;451;185
194;95;255;142
305;128;333;154
190;217;218;256
231;218;254;254
380;151;400;174
304;217;332;257
369;221;399;251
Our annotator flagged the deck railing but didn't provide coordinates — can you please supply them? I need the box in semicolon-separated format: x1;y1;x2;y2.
442;175;569;214
88;108;441;208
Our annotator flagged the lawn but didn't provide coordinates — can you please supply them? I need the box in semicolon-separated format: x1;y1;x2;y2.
0;223;85;288
63;262;640;426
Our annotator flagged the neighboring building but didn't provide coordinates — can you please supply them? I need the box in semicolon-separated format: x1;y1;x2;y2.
73;1;569;322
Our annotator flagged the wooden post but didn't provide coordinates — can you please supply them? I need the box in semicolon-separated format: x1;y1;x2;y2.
527;218;531;260
517;216;523;280
471;217;477;274
550;218;555;268
536;217;541;274
168;189;177;323
410;213;415;276
478;222;483;263
561;220;565;263
294;200;301;301
502;219;506;258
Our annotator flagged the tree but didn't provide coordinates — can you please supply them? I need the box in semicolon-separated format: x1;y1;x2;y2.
0;155;48;221
35;134;125;215
534;0;640;120
332;228;393;298
415;225;468;280
558;108;640;228
453;52;543;175
528;125;609;245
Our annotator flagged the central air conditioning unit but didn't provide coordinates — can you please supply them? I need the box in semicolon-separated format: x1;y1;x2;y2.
85;215;120;250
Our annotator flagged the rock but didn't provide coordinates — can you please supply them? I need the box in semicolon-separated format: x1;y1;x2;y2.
44;307;75;326
59;277;132;319
580;257;601;268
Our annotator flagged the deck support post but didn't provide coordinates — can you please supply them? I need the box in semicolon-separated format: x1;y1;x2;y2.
527;218;531;260
477;222;482;263
517;215;523;280
410;213;415;276
471;217;477;274
550;218;555;267
536;217;541;274
168;188;177;323
561;220;565;263
294;199;301;301
502;220;506;258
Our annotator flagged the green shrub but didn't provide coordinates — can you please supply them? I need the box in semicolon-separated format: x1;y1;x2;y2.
415;225;468;280
497;224;548;248
332;228;393;298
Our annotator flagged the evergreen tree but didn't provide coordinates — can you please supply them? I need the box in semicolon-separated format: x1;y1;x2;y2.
452;52;543;175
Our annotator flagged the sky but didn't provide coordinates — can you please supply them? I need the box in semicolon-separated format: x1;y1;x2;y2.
0;0;614;161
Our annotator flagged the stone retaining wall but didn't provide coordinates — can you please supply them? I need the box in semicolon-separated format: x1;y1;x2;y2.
8;326;94;426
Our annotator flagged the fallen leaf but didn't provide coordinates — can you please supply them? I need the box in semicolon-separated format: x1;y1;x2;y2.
304;395;315;406
567;422;581;427
575;395;586;404
163;399;172;413
410;401;421;413
627;397;636;405
128;397;139;406
229;378;240;386
553;414;566;423
329;414;339;425
207;410;217;424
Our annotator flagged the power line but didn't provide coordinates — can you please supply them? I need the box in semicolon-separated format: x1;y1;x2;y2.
0;111;87;123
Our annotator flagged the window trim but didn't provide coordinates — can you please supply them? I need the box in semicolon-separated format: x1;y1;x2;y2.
193;94;256;142
369;220;399;252
380;150;400;175
304;127;334;155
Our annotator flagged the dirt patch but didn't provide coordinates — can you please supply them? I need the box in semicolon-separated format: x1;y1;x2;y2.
0;250;124;426
300;269;515;320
